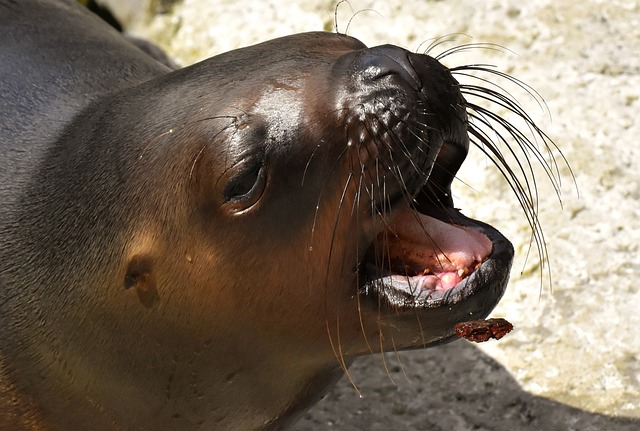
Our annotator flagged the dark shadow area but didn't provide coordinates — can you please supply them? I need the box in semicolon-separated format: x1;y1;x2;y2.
293;341;639;431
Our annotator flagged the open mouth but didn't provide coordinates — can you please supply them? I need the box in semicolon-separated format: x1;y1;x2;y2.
359;140;515;312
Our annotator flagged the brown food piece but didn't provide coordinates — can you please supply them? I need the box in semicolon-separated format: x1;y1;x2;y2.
454;318;513;342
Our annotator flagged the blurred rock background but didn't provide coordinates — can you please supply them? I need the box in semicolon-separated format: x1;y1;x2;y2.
98;0;639;429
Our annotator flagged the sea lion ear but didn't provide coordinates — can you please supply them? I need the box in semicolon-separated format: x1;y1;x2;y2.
124;254;160;308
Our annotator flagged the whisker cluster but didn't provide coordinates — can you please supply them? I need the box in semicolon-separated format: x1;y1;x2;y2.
451;59;572;287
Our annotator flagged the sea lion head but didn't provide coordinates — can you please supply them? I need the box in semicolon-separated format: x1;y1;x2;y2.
143;32;521;358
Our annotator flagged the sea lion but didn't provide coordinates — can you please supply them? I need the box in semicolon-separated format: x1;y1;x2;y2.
79;0;180;69
0;0;557;430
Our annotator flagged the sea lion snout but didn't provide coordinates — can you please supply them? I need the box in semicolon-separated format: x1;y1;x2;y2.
333;44;470;213
352;45;423;90
344;44;468;127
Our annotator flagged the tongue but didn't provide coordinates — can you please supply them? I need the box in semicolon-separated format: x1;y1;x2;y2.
379;208;492;280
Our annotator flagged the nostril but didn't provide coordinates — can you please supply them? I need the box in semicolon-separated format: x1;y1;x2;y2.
358;45;422;90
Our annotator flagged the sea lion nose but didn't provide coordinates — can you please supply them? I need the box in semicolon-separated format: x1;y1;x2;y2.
357;45;423;90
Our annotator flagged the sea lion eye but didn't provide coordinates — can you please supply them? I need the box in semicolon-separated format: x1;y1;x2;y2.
222;155;266;207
